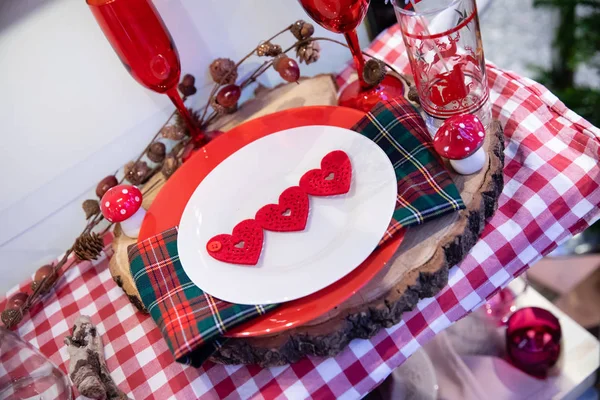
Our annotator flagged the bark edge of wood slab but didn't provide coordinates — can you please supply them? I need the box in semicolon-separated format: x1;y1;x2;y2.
209;122;505;367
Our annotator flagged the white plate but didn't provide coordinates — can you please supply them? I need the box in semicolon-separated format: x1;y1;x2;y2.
177;125;397;304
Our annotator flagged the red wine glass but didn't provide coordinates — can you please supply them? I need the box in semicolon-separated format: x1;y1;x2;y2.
87;0;202;137
297;0;406;112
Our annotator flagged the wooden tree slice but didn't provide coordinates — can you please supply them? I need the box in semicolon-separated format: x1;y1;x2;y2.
108;73;505;367
209;122;505;367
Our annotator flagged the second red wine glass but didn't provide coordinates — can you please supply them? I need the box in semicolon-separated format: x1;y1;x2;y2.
298;0;406;111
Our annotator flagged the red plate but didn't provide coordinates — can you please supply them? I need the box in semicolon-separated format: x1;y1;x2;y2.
139;106;404;338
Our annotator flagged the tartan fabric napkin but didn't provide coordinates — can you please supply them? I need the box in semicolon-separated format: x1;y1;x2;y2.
128;98;464;366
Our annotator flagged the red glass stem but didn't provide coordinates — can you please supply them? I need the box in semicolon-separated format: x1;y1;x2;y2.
167;88;202;137
343;29;368;89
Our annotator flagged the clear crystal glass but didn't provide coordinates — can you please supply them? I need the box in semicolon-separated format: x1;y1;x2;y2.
0;328;72;400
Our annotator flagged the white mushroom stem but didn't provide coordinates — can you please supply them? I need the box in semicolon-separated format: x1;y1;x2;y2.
120;207;146;238
450;147;486;175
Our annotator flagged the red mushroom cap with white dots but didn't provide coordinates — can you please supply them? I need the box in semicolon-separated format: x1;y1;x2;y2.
433;114;486;160
100;184;143;223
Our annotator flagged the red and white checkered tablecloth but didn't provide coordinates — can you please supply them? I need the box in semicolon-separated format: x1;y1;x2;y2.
2;24;600;399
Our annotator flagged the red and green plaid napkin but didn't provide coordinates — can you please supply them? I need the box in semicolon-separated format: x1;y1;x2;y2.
128;98;464;366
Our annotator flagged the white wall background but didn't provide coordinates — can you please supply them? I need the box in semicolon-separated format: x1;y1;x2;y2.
0;0;369;293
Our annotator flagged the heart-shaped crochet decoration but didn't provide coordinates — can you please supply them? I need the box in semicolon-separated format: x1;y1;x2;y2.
299;150;352;196
255;186;309;232
206;219;264;265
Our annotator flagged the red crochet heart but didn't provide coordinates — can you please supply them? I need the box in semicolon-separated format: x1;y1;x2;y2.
206;219;264;265
299;150;352;196
255;186;309;232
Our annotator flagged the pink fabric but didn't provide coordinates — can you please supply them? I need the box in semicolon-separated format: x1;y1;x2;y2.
1;25;600;399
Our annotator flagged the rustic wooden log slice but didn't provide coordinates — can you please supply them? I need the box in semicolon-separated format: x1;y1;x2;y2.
108;74;505;367
209;121;505;367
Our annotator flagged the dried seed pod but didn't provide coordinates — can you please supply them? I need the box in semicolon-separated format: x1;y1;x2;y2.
178;74;197;97
296;41;321;65
161;155;180;178
6;293;28;310
363;58;386;87
147;142;166;163
256;41;282;57
124;160;151;185
209;58;238;85
291;20;315;40
82;199;100;219
408;85;420;103
161;125;186;141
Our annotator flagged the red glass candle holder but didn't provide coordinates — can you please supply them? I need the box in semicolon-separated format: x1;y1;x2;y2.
505;307;562;378
393;0;491;135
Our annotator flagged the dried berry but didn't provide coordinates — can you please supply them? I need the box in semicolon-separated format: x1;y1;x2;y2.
147;142;166;163
273;55;300;83
31;264;57;294
6;293;28;310
216;84;241;108
257;42;282;57
291;20;315;40
95;175;118;198
124;160;151;185
296;41;321;65
82;199;100;219
209;58;238;85
178;74;197;97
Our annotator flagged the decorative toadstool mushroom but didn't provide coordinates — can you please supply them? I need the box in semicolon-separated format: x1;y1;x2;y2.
100;184;146;238
433;114;486;175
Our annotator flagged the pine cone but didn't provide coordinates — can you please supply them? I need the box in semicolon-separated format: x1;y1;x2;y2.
178;74;197;97
257;42;282;57
296;41;321;65
209;58;238;85
162;155;180;178
291;20;315;40
161;124;185;141
147;142;166;163
363;58;387;87
82;199;100;219
1;309;22;329
124;160;151;185
74;232;104;261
